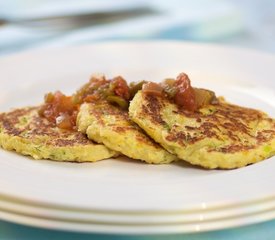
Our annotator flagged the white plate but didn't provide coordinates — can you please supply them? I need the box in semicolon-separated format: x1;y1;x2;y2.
1;194;275;225
1;205;275;234
0;41;275;233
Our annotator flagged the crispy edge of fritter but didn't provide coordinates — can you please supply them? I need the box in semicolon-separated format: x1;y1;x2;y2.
129;91;275;169
77;102;177;164
0;107;118;162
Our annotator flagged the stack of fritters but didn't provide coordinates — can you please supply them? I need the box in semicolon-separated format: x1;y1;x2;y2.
0;74;274;169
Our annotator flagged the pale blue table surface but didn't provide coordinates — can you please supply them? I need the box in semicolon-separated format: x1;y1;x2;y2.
1;219;275;240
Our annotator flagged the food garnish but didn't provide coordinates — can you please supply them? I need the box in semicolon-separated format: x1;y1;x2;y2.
39;73;218;130
142;73;218;111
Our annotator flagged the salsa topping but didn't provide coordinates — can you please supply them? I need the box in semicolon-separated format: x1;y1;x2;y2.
38;91;78;130
73;75;130;108
142;82;163;96
129;80;147;99
39;73;218;130
39;75;138;130
174;73;196;111
142;73;218;111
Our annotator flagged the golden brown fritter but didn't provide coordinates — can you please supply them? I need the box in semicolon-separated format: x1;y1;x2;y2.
0;107;117;161
77;102;177;164
129;91;275;169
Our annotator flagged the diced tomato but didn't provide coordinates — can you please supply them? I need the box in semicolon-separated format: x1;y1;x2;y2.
39;91;78;130
56;113;73;130
112;76;130;100
174;73;196;111
142;82;163;96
